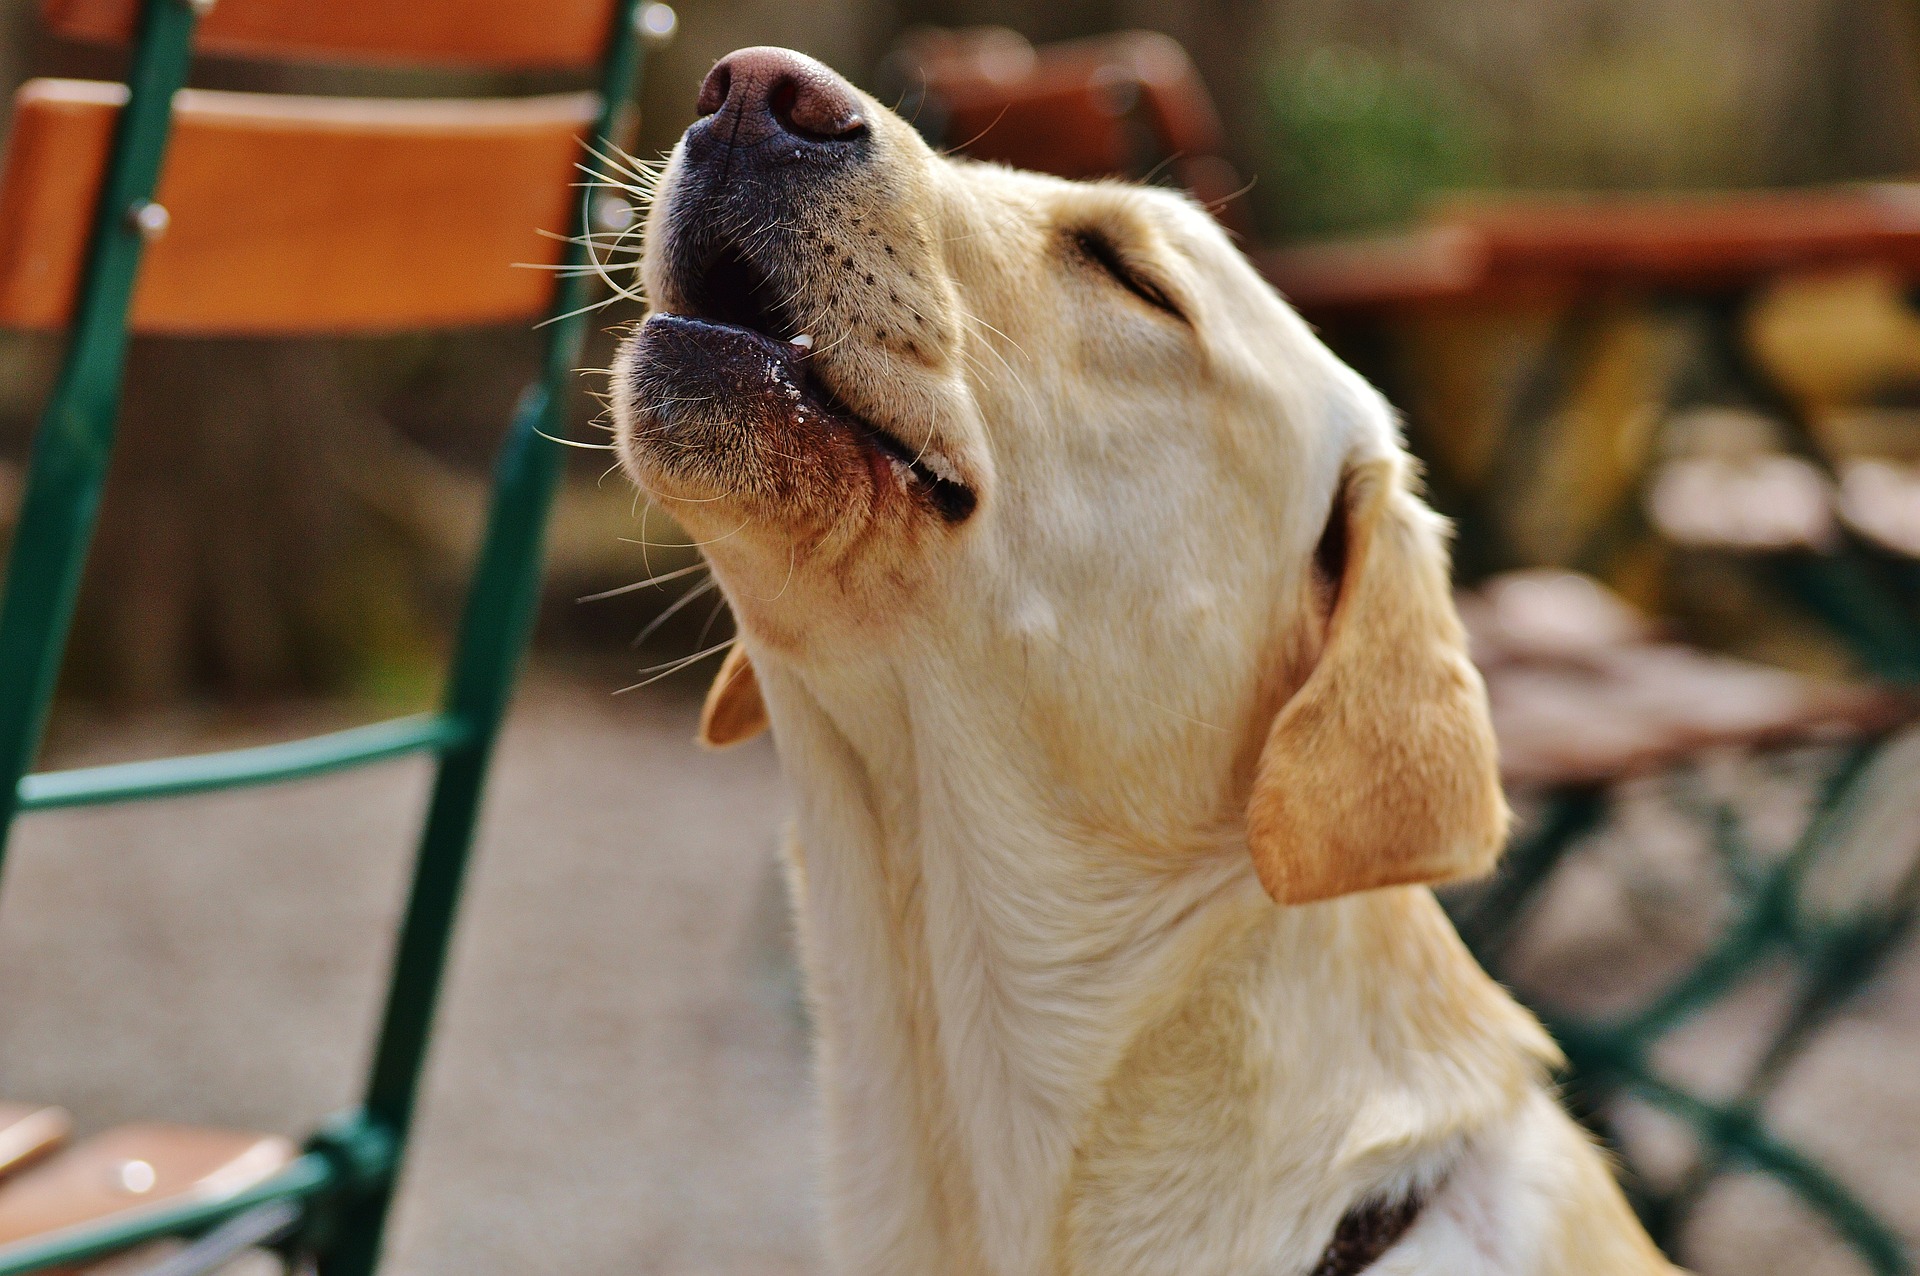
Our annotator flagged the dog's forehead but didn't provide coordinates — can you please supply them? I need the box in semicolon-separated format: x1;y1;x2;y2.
921;156;1204;246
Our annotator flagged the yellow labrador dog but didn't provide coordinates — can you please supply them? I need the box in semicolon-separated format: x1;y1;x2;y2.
612;46;1681;1276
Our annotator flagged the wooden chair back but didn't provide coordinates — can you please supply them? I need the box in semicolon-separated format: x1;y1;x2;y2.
42;0;627;69
0;80;605;334
887;28;1248;232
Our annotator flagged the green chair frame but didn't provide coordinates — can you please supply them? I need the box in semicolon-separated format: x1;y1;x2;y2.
1429;295;1920;1274
1450;758;1920;1274
0;1;661;1271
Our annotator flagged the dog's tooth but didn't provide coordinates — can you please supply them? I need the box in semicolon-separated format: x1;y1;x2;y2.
921;449;961;487
791;333;815;350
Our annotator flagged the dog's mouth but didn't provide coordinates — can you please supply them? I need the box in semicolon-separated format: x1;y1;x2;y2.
643;237;977;524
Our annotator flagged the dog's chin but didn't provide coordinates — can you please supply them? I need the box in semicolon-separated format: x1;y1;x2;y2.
616;313;976;529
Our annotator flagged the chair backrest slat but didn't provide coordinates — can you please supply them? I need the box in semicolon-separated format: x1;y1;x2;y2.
42;0;622;70
0;79;604;334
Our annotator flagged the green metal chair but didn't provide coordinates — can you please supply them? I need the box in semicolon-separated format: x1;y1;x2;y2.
1449;739;1920;1272
0;0;673;1270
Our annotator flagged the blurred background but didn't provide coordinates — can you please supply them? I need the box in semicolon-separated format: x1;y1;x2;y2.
4;1;1920;1273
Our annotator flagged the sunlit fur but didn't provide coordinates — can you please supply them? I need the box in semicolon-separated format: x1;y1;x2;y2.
610;50;1681;1276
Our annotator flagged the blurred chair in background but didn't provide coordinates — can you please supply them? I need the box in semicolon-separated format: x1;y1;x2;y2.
1268;147;1920;1276
880;26;1253;236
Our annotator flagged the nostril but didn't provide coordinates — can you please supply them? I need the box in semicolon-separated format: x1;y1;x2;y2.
770;74;867;142
767;77;800;131
696;48;868;145
696;62;731;117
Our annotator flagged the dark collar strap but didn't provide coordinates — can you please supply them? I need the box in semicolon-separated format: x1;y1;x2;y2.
1308;1188;1429;1276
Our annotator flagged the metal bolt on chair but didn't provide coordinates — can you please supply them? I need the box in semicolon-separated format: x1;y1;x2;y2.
0;1;674;1271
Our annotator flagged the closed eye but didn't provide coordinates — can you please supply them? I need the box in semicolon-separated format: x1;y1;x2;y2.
1068;228;1186;322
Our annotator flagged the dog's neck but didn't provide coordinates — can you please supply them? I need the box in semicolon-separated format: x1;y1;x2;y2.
755;649;1554;1276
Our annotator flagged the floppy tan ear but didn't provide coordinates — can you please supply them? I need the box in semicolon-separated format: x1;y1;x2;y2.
699;644;770;748
1246;457;1507;905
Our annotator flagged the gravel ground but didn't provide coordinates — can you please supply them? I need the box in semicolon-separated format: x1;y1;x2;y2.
0;664;819;1276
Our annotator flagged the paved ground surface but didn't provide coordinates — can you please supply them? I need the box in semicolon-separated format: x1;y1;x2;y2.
0;664;819;1276
4;665;1919;1275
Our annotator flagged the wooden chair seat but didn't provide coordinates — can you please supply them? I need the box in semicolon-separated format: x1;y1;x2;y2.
1838;457;1920;557
1640;452;1920;558
1462;571;1910;786
1645;453;1838;551
0;80;600;334
0;1125;293;1258
0;1106;69;1182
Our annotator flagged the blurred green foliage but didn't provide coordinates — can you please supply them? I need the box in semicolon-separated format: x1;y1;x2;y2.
1257;45;1491;239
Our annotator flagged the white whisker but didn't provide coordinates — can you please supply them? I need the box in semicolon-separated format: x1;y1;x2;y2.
612;638;736;694
536;429;616;450
619;514;753;550
578;560;710;602
633;576;720;647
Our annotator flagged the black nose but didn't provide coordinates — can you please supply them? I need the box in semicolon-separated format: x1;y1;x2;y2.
695;46;867;148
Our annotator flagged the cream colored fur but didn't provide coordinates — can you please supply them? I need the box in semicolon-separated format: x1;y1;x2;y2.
617;49;1680;1276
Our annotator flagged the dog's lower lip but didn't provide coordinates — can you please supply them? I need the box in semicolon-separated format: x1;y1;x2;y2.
639;312;976;522
857;419;978;522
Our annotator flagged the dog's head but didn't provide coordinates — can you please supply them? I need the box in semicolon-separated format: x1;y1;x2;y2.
612;48;1506;905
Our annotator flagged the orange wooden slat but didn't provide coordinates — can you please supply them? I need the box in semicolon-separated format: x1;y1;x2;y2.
0;1125;292;1251
1258;227;1496;315
0;1106;69;1181
42;0;620;71
1262;188;1920;316
1446;187;1920;290
0;80;604;335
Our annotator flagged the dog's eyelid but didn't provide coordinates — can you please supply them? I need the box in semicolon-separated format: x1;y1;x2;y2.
1066;227;1188;323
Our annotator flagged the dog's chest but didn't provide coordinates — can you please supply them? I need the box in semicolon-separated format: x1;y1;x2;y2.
793;772;1264;1274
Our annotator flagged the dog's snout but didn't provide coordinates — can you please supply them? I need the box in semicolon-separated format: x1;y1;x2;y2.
695;47;866;147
